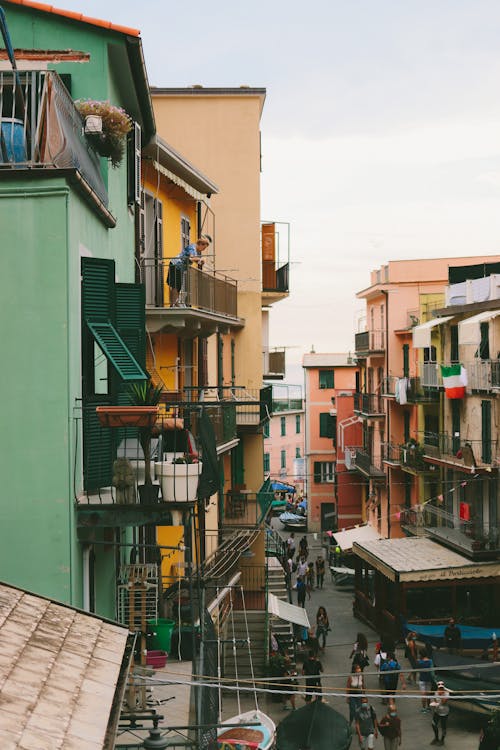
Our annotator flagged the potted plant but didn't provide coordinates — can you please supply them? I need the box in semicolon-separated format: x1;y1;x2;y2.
75;99;132;167
128;381;164;504
155;453;202;504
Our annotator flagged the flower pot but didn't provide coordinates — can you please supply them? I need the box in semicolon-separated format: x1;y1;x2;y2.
155;461;202;502
96;406;159;428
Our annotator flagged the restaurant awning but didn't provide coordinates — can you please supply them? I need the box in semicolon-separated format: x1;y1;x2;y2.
333;524;382;552
268;593;310;628
352;537;500;583
412;316;454;349
458;310;500;345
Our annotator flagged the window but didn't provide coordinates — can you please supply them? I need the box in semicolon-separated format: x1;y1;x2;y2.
295;414;301;433
281;450;287;469
295;447;301;459
319;370;334;389
479;322;490;360
263;421;270;438
264;453;270;473
402;344;409;378
319;412;335;439
280;416;286;436
181;216;191;249
313;461;334;483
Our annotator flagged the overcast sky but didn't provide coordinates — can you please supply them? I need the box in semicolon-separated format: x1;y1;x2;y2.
42;1;500;373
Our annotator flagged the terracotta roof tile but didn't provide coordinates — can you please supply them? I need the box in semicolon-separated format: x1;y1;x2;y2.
4;0;140;37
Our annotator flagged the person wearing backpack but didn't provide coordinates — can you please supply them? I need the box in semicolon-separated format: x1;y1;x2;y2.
380;652;406;704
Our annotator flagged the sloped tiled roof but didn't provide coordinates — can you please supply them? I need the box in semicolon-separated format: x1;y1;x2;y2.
4;0;140;37
0;582;131;749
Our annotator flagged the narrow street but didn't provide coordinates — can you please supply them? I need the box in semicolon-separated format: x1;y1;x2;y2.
221;529;486;748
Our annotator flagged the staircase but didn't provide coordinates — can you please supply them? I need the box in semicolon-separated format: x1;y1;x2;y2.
267;556;296;665
223;610;267;679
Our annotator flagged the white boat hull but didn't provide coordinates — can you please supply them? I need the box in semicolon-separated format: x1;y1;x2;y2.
218;709;276;749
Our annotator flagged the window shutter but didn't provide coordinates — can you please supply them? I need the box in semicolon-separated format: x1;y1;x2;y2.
115;283;146;369
403;344;409;378
82;257;115;322
128;122;141;206
320;413;334;438
479;322;490;360
314;462;321;483
482;400;492;463
450;325;459;363
154;198;164;307
83;407;113;491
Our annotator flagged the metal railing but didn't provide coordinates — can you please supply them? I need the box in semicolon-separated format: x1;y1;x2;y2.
422;434;496;465
353;392;384;415
0;70;107;205
400;505;500;552
467;360;500;391
346;447;385;477
262;260;289;293
406;376;440;403
381;376;397;396
421;362;441;388
354;329;386;353
381;443;402;463
222;491;274;527
140;258;238;317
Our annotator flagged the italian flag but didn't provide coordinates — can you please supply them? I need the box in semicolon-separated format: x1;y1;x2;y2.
441;364;467;399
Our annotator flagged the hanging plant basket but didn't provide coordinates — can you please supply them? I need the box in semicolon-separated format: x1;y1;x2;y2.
96;406;159;428
76;99;132;167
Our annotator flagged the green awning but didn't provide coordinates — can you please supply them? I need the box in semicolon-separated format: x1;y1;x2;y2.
86;320;147;381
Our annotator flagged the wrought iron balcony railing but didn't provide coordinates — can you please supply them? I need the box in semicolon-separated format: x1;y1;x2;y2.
0;70;107;206
140;258;238;318
345;447;386;479
423;433;496;466
400;504;500;557
353;392;385;416
354;329;386;354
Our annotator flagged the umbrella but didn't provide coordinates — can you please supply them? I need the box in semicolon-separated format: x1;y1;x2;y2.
271;481;296;493
276;701;352;750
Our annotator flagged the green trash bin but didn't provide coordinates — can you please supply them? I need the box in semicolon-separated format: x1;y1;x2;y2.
147;618;175;654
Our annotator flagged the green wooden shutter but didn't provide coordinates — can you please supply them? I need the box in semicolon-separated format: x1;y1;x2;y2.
450;325;459;363
82;257;115;322
154;199;164;306
314;462;321;483
403;344;409;378
482;400;492;463
403;411;410;444
116;283;146;369
232;441;244;486
451;400;461;454
319;413;334;438
86;321;147;382
83;407;113;491
480;322;490;359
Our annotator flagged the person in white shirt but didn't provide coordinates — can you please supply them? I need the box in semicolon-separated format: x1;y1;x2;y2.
430;681;450;746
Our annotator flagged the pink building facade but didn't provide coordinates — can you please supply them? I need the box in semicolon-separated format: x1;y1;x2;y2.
303;353;362;532
264;386;305;491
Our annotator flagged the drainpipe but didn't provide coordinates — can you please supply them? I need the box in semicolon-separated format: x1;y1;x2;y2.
383;290;391;537
82;545;90;612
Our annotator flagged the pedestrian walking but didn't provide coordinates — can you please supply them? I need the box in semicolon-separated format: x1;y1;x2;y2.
297;556;308;580
444;618;462;654
316;606;330;651
299;535;308;559
287;532;296;559
430;681;450;745
354;695;378;750
282;664;298;711
346;662;366;723
306;562;315;599
405;630;418;684
350;632;370;670
416;649;434;712
296;576;306;608
380;652;406;704
302;649;323;702
378;702;402;749
315;555;325;588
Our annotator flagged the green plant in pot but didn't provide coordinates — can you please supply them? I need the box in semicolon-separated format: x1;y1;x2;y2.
128;381;163;503
76;99;132;167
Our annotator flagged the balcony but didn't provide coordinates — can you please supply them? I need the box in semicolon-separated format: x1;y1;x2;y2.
222;480;274;529
345;447;386;480
423;433;496;471
400;505;500;560
354;329;385;357
353;392;385;418
406;377;440;403
381;376;397;397
263;347;286;380
140;259;241;336
381;443;402;465
0;70;110;220
261;221;290;304
421;361;500;392
270;384;303;413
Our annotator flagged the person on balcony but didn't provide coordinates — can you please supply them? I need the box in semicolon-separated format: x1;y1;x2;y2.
167;236;210;307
